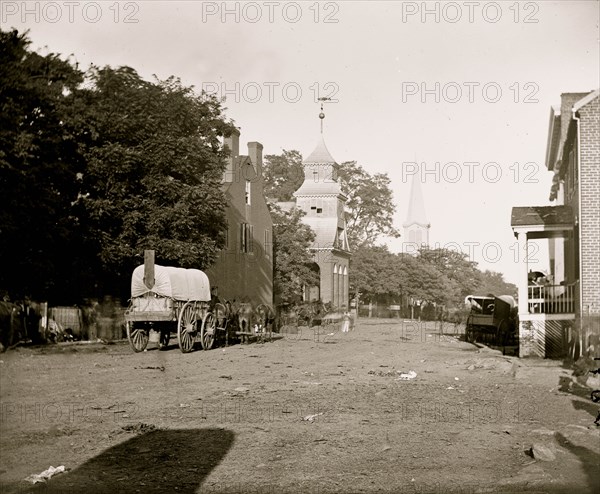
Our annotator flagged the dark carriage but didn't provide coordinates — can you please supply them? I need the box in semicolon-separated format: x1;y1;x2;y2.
464;294;517;352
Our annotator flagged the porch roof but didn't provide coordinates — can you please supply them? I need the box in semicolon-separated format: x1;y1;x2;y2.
511;206;573;238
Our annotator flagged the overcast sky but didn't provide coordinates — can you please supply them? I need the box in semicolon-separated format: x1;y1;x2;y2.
4;0;599;284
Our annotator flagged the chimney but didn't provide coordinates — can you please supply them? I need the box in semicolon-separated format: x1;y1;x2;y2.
223;128;240;182
248;141;263;177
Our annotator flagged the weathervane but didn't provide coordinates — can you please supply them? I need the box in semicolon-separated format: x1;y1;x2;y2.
318;97;331;134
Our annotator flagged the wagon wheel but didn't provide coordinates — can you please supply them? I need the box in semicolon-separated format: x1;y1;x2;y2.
126;321;149;352
465;316;475;343
496;319;510;355
201;312;217;350
177;302;198;353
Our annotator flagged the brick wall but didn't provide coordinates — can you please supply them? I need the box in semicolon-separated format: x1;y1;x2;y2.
578;95;600;316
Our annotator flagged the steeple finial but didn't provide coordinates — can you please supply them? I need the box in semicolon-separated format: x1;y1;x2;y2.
318;97;331;134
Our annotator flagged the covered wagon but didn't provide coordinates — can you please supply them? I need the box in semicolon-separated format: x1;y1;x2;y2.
125;264;215;353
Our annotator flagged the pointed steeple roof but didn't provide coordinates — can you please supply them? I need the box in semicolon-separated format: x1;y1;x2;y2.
303;135;336;164
403;174;429;228
294;135;341;197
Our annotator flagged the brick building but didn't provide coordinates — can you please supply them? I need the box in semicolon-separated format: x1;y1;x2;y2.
291;135;351;308
511;89;599;358
205;129;273;306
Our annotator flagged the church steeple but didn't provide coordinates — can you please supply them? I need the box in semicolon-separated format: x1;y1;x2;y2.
403;173;430;247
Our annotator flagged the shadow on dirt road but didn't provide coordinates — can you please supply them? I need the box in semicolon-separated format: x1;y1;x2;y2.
21;428;234;494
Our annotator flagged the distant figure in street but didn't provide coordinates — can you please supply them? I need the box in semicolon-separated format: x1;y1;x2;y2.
341;305;352;333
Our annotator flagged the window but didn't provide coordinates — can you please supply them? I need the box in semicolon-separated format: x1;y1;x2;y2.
245;180;251;205
240;223;254;253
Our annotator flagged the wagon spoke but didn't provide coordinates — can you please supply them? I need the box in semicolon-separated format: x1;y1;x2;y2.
178;302;197;353
201;312;216;350
127;321;149;352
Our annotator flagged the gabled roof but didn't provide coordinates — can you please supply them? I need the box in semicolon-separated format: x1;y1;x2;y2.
544;106;562;171
303;135;336;164
573;88;600;112
403;173;429;228
545;89;599;200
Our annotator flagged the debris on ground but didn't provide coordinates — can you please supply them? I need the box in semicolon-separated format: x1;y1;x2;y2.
368;369;417;379
120;423;156;434
135;366;165;372
24;465;66;484
397;370;417;380
302;412;323;422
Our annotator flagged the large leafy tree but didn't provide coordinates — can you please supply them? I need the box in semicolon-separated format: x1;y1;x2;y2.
76;66;233;297
0;29;234;302
349;245;453;306
416;247;481;305
475;270;517;298
269;203;318;305
349;245;401;302
0;29;85;302
262;150;304;201
338;161;400;247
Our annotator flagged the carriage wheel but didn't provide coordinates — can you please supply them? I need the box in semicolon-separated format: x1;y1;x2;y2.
465;317;475;344
177;302;198;353
496;319;510;354
201;312;217;350
126;321;149;352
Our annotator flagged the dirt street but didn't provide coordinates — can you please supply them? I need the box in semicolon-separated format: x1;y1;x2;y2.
1;319;599;494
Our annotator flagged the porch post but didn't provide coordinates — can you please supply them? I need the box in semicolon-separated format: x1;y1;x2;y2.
517;232;529;315
517;231;533;357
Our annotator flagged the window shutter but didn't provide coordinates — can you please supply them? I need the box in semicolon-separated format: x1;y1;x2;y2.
240;223;246;253
247;224;254;253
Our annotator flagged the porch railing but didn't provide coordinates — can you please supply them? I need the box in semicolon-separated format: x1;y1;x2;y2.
528;283;575;314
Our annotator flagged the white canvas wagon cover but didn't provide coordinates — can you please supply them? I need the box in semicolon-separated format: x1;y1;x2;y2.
131;264;211;301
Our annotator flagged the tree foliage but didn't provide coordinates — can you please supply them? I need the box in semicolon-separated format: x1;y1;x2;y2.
262;150;304;201
269;203;319;305
349;244;515;309
76;66;232;296
474;270;517;298
350;245;453;306
0;29;85;301
338;161;400;247
0;29;233;302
